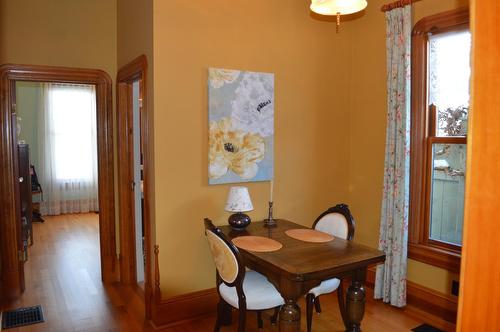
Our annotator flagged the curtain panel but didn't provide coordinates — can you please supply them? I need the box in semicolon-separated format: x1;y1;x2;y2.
38;83;99;215
374;5;412;307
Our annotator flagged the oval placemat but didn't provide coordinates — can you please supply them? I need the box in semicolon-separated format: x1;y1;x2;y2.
232;236;283;252
285;229;334;243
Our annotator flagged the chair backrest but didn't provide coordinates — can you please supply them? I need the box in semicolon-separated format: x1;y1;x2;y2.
204;218;245;287
312;203;355;240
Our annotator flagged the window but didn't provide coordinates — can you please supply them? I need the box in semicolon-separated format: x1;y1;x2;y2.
38;82;99;216
48;84;97;181
409;8;470;272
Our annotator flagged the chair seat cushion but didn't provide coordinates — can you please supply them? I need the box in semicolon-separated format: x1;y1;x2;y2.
308;278;341;297
219;271;284;310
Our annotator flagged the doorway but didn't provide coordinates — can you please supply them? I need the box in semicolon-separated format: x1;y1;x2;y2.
0;64;116;300
116;55;153;318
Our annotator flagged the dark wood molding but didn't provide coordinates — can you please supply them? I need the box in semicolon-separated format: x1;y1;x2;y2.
366;267;458;324
412;7;470;36
154;244;161;303
408;244;461;273
116;55;153;319
408;8;469;273
151;288;219;328
0;63;117;300
149;243;218;328
117;55;147;83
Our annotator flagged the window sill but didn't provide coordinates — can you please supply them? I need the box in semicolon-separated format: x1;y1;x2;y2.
408;243;461;273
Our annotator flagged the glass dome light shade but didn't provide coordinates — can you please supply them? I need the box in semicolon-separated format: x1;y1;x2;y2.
310;0;368;16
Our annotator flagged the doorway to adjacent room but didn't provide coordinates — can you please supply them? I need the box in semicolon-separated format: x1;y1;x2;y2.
116;55;153;318
0;64;116;300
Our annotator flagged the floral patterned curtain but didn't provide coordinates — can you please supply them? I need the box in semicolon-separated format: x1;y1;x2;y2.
374;5;411;308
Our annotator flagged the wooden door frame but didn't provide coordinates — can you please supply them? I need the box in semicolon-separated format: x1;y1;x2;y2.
116;55;153;318
0;64;117;300
457;0;500;329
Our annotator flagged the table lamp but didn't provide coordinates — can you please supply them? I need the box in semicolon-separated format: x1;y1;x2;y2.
225;186;253;230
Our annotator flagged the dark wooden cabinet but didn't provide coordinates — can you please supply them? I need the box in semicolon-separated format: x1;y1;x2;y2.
17;144;33;249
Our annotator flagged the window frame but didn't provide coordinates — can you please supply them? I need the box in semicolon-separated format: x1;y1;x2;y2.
409;7;470;273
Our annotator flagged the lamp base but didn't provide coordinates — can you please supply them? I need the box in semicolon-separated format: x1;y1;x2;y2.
228;212;251;230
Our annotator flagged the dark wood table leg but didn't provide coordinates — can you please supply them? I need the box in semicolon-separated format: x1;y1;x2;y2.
339;269;367;332
278;278;302;332
279;300;301;332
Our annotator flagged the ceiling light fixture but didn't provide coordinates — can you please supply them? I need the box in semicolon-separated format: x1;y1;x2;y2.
310;0;368;32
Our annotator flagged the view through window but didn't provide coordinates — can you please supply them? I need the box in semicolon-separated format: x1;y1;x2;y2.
427;30;471;246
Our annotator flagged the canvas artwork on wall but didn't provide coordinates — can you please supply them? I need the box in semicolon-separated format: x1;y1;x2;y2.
208;68;274;185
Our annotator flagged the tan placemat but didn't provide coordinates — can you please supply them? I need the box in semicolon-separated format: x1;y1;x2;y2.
232;236;283;252
285;229;334;243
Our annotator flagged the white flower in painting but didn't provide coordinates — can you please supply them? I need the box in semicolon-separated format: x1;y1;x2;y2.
209;117;265;180
208;68;241;89
231;72;274;137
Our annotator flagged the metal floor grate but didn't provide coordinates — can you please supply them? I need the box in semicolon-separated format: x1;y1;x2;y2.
1;305;44;329
412;323;443;332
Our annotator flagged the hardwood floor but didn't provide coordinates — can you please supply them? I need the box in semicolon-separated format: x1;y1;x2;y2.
0;213;452;331
0;213;152;332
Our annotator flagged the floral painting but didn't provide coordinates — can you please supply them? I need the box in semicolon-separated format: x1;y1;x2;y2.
208;68;274;185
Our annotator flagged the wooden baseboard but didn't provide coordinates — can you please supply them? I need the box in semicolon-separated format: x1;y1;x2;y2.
366;267;458;324
151;288;219;328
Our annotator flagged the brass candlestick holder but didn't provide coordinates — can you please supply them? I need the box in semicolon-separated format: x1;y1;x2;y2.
264;201;276;228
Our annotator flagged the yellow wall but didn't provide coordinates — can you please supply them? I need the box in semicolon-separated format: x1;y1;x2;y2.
347;0;468;294
152;0;354;297
0;0;116;78
117;0;153;69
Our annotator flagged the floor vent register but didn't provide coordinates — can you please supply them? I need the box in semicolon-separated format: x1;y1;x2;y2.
1;305;44;329
412;323;444;332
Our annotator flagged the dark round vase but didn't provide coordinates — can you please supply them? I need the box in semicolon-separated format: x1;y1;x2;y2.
228;212;251;230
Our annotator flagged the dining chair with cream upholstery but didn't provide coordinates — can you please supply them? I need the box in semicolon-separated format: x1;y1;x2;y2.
204;218;284;332
306;204;355;332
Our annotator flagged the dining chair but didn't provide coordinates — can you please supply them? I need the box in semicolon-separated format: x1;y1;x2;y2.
204;218;284;332
306;203;355;332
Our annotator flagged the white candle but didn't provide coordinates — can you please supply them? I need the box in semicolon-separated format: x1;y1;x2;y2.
270;180;274;202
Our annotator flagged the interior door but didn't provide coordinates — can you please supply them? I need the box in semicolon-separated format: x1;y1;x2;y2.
10;80;26;292
117;82;137;284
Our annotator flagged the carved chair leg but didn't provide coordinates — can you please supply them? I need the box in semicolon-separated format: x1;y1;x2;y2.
306;293;315;332
214;311;221;332
257;311;263;329
238;307;247;332
218;298;232;327
214;298;226;332
270;306;280;325
314;295;322;314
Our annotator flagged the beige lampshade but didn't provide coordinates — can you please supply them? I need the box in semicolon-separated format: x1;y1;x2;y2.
225;186;253;212
310;0;368;16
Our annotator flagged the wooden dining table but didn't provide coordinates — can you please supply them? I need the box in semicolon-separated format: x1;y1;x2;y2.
219;219;386;332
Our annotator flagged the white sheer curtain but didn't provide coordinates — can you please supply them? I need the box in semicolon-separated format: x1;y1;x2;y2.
38;83;99;215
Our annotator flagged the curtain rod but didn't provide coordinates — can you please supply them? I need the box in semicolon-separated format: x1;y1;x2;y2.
380;0;422;12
